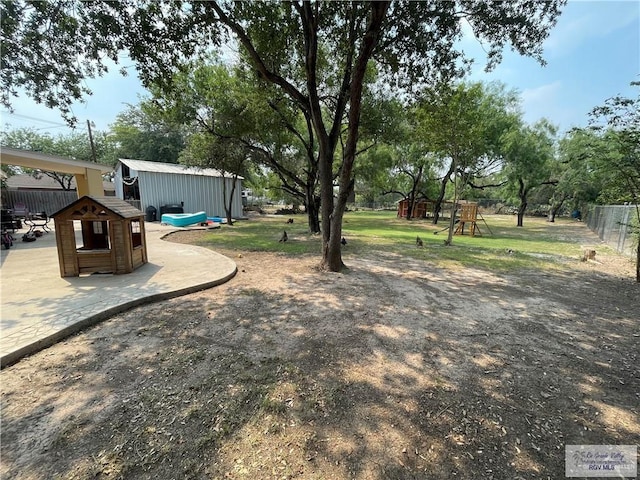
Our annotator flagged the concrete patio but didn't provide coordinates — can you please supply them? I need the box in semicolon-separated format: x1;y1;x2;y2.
0;221;236;367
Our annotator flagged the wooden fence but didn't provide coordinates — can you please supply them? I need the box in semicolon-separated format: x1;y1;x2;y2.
1;190;78;216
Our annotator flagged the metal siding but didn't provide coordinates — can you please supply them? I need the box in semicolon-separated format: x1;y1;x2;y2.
137;172;242;218
114;166;124;199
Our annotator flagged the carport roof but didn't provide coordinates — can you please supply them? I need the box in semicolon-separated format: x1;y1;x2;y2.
0;147;113;175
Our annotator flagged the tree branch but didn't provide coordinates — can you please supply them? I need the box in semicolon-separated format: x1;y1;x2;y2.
207;3;309;110
467;179;508;189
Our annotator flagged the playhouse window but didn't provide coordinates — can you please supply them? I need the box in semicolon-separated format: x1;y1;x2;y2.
73;220;84;249
131;220;142;248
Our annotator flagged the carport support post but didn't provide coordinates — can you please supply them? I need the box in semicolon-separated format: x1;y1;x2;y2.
75;168;104;197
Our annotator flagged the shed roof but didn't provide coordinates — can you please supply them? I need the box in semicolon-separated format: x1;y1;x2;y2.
119;158;231;178
52;195;144;220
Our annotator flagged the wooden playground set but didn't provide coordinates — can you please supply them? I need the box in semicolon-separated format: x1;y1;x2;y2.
453;202;492;237
398;199;492;236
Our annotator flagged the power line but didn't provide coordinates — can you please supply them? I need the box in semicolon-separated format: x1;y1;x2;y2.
1;111;69;127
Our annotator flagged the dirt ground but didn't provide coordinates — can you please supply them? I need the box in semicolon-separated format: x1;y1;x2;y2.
1;224;639;480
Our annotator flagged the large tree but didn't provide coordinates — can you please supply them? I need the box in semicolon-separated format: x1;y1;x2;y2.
546;128;603;222
2;0;566;271
416;81;518;245
373;131;438;221
150;60;324;233
181;133;247;226
500;119;558;227
109;104;185;164
588;84;640;206
386;148;438;220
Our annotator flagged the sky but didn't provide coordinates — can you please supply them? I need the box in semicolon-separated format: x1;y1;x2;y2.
1;0;638;138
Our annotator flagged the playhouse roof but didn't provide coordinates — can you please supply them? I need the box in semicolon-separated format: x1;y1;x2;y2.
52;195;144;220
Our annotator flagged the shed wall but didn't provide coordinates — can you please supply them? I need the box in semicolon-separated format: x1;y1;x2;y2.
114;167;124;199
137;171;243;218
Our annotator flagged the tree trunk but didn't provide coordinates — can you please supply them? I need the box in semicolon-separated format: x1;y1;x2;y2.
319;142;338;269
306;191;321;234
405;194;415;220
319;2;389;272
405;165;424;221
636;239;639;283
444;160;460;246
548;197;565;223
634;203;640;283
516;179;527;227
320;159;354;271
517;204;526;227
222;173;236;226
432;161;455;225
445;202;458;245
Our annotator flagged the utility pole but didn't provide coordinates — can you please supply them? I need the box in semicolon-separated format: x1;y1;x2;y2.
87;119;97;163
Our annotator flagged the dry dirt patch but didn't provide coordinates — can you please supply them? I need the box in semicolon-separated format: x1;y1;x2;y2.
1;234;639;480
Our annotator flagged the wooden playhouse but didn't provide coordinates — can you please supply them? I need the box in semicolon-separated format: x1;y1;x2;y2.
397;198;434;219
52;196;148;277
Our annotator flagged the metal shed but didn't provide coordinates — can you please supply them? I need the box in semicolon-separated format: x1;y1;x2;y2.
114;159;243;219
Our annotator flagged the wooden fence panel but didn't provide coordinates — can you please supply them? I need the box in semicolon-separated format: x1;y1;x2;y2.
2;190;78;216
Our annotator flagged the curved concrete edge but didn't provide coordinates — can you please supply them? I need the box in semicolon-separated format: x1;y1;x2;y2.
158;225;220;240
0;264;237;370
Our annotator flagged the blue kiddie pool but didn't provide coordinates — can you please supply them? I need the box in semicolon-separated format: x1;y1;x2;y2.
207;216;225;223
161;211;208;227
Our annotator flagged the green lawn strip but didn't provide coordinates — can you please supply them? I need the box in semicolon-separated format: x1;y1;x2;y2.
186;215;322;255
185;211;608;272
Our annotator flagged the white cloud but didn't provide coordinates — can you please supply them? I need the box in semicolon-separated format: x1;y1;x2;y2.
520;81;566;126
521;81;562;104
544;1;640;57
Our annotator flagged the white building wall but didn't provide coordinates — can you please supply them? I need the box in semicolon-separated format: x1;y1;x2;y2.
138;171;243;218
114;166;124;199
115;162;243;218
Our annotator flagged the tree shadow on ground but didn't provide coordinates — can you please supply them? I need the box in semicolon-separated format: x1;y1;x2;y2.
1;252;638;479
